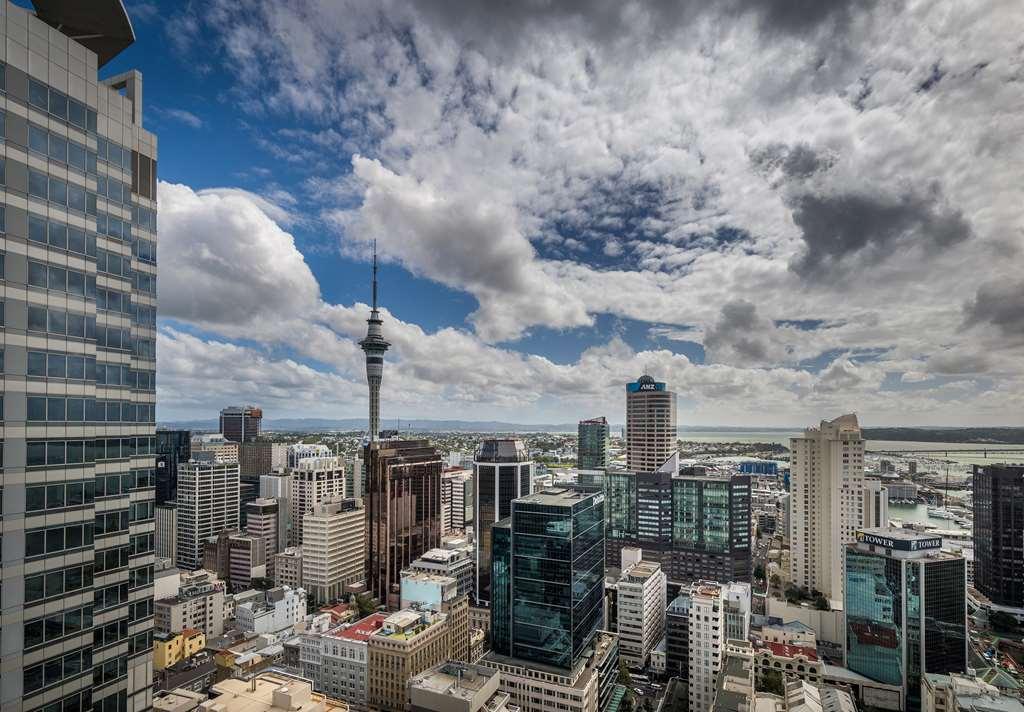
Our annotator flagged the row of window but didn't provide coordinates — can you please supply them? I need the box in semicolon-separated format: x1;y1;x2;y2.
27;76;100;136
95;174;132;207
129;500;154;522
24;562;93;603
97;286;132;315
95;510;129;537
27;121;98;175
95;211;133;242
25;479;94;512
28;212;98;257
27;350;155;390
94;617;129;651
22;646;92;694
28;259;97;296
131;204;157;233
133;270;155;296
130;532;154;557
25;436;159;467
94;581;129;613
94;653;129;688
96;247;132;277
25;522;94;558
31;688;92;712
27;396;156;424
129;563;154;590
27;304;96;339
24;604;94;650
28;167;95;215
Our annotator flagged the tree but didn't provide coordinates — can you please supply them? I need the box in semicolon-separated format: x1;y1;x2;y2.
353;593;379;617
812;594;830;611
618;658;632;685
758;670;785;696
784;585;803;604
770;574;782;590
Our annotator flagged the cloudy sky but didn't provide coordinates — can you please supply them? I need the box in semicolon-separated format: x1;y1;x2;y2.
108;0;1023;426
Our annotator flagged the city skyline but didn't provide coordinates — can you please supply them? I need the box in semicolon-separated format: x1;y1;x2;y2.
108;2;1022;427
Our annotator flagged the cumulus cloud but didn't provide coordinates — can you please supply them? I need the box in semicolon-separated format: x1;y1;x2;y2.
153;0;1024;424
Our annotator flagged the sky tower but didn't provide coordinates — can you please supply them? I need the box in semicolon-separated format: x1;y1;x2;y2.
359;242;390;441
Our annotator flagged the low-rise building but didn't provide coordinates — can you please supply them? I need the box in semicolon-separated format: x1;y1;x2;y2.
207;670;349;712
154;628;207;671
275;546;304;589
155;569;228;636
153;688;207;712
479;632;619;712
236;586;308;637
300;612;388;712
154;650;217;694
923;673;1024;712
408;547;476;599
408;661;510;712
367;609;451;712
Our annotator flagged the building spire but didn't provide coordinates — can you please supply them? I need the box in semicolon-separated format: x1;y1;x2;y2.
372;239;379;313
360;240;390;444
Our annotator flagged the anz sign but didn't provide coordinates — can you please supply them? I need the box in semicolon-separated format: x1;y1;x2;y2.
627;381;666;393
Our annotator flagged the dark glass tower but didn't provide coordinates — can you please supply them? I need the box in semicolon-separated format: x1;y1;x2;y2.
155;428;191;504
972;464;1024;608
364;438;443;609
473;438;532;604
577;416;609;487
490;488;605;670
218;405;262;443
604;465;751;585
845;528;967;712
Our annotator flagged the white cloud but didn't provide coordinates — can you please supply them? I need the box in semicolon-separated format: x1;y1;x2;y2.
159;108;204;128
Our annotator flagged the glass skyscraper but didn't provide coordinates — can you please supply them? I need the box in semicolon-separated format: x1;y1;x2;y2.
577;416;609;487
972;464;1024;609
0;4;157;712
491;488;605;670
473;438;532;604
845;529;967;712
605;466;751;585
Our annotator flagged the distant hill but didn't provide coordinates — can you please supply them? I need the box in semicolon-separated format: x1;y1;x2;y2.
862;427;1024;444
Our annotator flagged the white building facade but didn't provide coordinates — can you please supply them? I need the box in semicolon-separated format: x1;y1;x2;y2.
301;498;365;604
290;455;346;545
688;581;752;712
616;554;667;668
176;458;241;570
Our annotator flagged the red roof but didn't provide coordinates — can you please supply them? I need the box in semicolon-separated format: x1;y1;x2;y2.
765;642;819;661
333;613;388;642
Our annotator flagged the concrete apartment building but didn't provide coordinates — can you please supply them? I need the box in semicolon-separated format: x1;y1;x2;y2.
367;609;451;712
789;414;865;605
616;548;667;668
688;581;752;712
176;456;241;570
261;471;292;548
155;569;228;637
302;497;365;605
0;3;160;710
235;585;307;637
300;612;388;712
238;440;285;476
291;453;347;545
625;375;677;472
408;662;511;712
863;479;889;528
190;432;239;463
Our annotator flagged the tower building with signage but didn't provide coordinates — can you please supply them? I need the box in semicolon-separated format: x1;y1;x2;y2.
473;438;533;604
845;528;967;712
626;376;677;472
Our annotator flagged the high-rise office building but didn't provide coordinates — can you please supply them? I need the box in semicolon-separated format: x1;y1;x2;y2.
359;242;389;442
260;471;292;549
490;488;605;669
845;528;967;712
0;4;158;710
626;376;677;472
473;438;533;604
301;497;365;605
606;459;752;585
246;497;280;574
365;438;443;608
665;593;691;679
972;464;1024;611
219;405;262;443
441;469;473;535
789;413;865;604
176;457;241;570
687;581;752;712
289;453;346;545
238;440;283;477
156;428;191;504
202;529;266;591
578;416;610;487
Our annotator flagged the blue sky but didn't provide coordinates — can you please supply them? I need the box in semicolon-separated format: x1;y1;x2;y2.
97;1;1024;426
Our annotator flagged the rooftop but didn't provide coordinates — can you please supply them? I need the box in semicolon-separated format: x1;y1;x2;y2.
332;613;388;642
32;0;134;67
623;561;663;581
515;488;597;508
763;642;819;662
208;671;348;712
410;662;499;700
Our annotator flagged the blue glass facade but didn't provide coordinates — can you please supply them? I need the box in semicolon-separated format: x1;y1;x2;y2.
491;489;605;670
845;534;966;712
